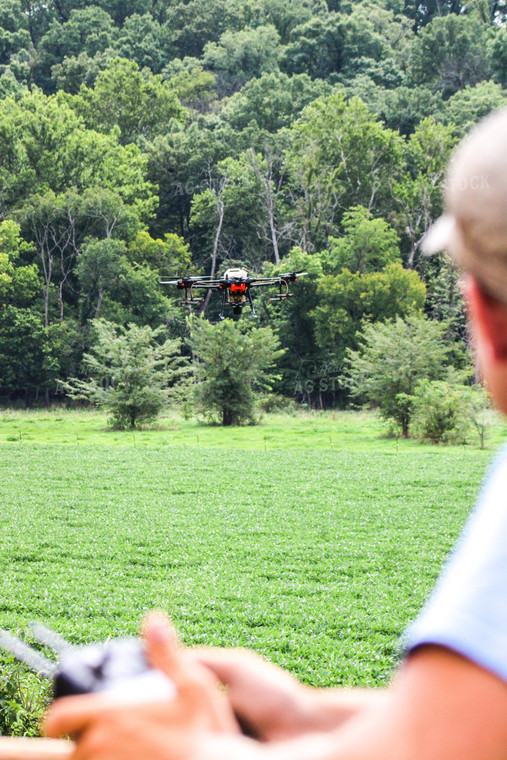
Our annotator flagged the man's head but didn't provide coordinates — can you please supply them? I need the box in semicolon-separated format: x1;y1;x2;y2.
423;108;507;414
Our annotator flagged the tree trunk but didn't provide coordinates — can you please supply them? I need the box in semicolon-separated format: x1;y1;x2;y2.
95;289;105;318
202;190;225;315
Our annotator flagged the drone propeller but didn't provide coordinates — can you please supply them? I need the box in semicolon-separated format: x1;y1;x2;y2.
0;629;57;678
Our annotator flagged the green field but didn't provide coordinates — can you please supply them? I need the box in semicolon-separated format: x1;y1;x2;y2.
0;409;503;695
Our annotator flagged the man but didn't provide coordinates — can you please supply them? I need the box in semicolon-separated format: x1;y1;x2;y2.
45;107;507;760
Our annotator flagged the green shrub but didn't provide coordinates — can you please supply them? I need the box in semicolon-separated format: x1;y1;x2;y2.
345;315;451;437
411;380;492;446
63;320;190;429
0;657;51;737
188;319;284;426
257;394;297;414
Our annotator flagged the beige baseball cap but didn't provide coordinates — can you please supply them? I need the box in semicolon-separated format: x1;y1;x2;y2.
422;107;507;302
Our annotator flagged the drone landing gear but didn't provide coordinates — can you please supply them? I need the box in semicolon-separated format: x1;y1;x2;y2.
269;279;293;304
219;289;228;320
247;289;257;318
268;293;293;302
180;285;205;308
179;298;205;307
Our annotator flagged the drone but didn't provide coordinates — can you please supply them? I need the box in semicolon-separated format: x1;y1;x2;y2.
160;267;307;319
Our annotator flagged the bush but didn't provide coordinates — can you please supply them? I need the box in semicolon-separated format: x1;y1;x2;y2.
462;383;493;449
63;320;190;429
411;380;492;446
257;393;297;414
0;656;51;737
411;380;467;443
345;315;451;437
188;319;284;426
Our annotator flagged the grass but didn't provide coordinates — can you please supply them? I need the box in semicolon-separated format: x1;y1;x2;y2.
0;409;503;700
1;406;506;450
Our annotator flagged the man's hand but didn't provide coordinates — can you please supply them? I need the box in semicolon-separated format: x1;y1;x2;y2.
191;648;310;741
193;648;385;742
44;614;239;760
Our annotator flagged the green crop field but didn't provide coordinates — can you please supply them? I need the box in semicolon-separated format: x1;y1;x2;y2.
0;409;504;718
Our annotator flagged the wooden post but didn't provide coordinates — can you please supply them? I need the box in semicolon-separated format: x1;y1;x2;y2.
0;738;74;760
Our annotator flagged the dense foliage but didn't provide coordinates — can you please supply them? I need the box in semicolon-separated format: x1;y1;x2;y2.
0;0;504;413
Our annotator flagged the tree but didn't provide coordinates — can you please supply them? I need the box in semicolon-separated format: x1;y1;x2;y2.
33;6;114;91
93;0;156;27
115;13;173;74
75;238;126;319
17;190;82;326
202;25;281;95
52;50;113;93
490;26;507;88
0;89;157;221
183;131;288;274
280;13;344;79
411;378;471;444
165;0;249;59
73;57;186;146
396;0;473;29
441;81;507;136
18;0;55;48
251;0;328;44
188;319;284;425
345;80;443;136
345;314;451;436
338;2;414;83
0;220;39;307
391;117;456;269
285;93;404;250
409;14;492;98
164;63;217;112
63;320;189;429
410;380;491;446
0;219;70;405
0;0;32;66
311;262;426;368
126;230;191;278
265;247;327;407
0;306;64;404
424;251;468;367
95;260;176;329
325;205;401;274
220;72;331;133
464;383;493;450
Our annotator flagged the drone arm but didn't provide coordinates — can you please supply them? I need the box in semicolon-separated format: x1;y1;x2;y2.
248;279;285;288
190;283;222;290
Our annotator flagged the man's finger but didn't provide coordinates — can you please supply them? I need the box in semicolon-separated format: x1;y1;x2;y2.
44;694;120;739
141;612;189;685
143;614;221;693
191;648;250;685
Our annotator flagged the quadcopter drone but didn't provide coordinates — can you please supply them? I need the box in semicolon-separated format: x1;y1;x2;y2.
160;267;307;319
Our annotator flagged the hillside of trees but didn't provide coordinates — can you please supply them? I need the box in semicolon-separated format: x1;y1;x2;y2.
0;0;506;409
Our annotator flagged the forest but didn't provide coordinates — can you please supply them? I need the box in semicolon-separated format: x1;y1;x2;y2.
0;0;506;410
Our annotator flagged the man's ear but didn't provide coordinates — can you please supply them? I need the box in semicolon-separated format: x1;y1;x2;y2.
464;275;507;362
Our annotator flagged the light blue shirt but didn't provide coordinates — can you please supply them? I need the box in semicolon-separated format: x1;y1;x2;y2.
405;445;507;683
